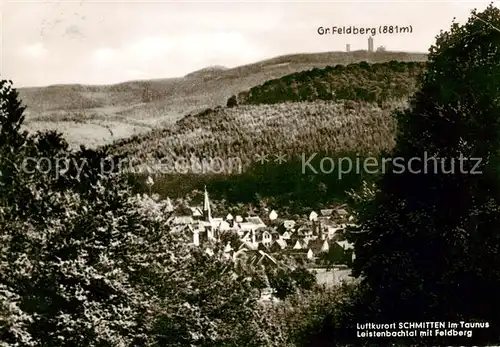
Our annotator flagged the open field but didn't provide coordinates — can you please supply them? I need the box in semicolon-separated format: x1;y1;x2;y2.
19;51;426;148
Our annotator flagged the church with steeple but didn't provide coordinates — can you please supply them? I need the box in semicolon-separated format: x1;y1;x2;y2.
203;185;212;222
172;186;267;247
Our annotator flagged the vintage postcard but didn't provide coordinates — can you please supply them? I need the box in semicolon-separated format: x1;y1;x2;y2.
1;1;500;346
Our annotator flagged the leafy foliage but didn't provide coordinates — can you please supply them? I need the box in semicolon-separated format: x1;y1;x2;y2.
232;61;425;105
266;267;318;300
262;284;358;347
0;79;290;347
350;4;500;345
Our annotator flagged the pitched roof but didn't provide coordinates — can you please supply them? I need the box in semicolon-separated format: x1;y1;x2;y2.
239;222;259;231
172;216;194;225
223;242;233;253
336;240;354;250
274;239;287;249
190;207;203;217
246;216;266;226
320;209;334;216
308;239;330;253
308;239;325;252
309;211;318;221
211;219;231;231
246;250;279;267
258;243;271;252
269;210;278;220
286;248;308;254
292;239;308;249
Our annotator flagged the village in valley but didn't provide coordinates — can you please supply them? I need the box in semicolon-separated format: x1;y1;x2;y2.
161;187;357;288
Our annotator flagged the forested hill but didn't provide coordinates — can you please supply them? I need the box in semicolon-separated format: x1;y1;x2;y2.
107;60;424;166
106;100;403;170
229;61;426;106
104;59;426;206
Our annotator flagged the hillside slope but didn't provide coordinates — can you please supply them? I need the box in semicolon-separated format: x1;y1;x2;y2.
231;61;425;105
119;99;406;207
108;100;404;170
19;50;426;148
106;60;423;166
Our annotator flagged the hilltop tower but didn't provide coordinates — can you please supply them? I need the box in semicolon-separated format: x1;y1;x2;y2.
368;36;374;52
346;43;351;52
203;186;212;222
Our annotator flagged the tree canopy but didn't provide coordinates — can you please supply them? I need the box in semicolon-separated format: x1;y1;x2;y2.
350;4;500;344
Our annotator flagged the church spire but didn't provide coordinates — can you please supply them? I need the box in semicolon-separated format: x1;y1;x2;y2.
203;185;212;221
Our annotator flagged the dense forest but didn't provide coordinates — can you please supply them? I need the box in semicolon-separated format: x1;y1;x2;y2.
229;60;425;105
0;80;355;347
109;100;404;211
105;61;422;208
107;100;402;169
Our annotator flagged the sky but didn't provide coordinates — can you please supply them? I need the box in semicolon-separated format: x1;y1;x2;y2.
1;0;498;88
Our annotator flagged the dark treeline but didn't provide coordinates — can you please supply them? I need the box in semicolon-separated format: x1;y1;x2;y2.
128;151;386;215
229;60;426;106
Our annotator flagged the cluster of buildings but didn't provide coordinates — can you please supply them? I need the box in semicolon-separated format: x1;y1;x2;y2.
168;187;356;266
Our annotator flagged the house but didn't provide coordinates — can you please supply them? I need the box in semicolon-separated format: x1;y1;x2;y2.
269;239;287;252
309;211;318;221
292;239;308;250
189;225;200;246
190;207;203;219
261;229;273;246
327;226;345;239
336;209;349;219
269;210;278;220
165;197;174;212
336;240;354;250
172;216;194;225
286;248;309;261
270;230;281;241
245;216;266;229
257;241;270;252
238;222;259;232
283;220;296;229
241;230;255;244
222;242;233;260
320;209;334;217
317;240;352;265
246;250;279;267
170;224;189;234
241;240;258;251
307;239;330;259
280;230;292;240
223;242;233;253
210;218;231;232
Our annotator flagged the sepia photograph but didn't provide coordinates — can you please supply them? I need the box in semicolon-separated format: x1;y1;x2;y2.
1;0;500;345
